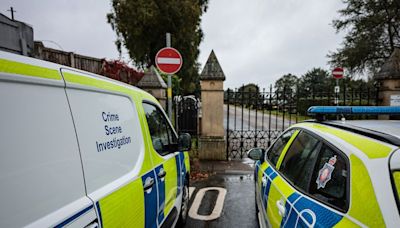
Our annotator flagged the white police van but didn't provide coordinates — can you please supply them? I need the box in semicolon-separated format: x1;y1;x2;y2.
0;50;191;228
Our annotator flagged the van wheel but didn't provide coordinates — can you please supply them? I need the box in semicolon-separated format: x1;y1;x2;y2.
177;177;189;227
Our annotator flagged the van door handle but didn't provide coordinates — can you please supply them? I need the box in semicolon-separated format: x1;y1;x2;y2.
143;177;155;192
276;200;286;217
158;170;167;178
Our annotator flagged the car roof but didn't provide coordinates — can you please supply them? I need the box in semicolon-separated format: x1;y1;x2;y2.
335;120;400;138
301;119;400;146
294;121;400;160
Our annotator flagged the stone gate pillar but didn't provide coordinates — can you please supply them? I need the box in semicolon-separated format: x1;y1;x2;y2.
375;48;400;120
199;50;226;160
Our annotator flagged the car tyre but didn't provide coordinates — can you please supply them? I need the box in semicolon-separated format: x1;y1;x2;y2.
177;177;189;227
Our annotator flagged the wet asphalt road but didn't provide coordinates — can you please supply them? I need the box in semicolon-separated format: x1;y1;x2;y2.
184;172;259;228
223;104;292;131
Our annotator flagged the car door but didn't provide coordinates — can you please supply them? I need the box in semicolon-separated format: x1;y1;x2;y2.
276;130;352;227
256;129;297;226
142;102;180;227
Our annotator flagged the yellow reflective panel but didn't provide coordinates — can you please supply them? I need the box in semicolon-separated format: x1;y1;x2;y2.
258;163;265;188
276;130;300;169
259;162;269;188
393;171;400;194
267;182;284;228
334;217;360;227
184;152;190;172
0;59;61;80
98;179;145;227
348;155;384;226
266;176;296;228
273;176;295;199
63;72;130;93
303;123;392;159
164;157;178;215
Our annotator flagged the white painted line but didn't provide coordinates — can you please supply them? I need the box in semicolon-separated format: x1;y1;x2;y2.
189;187;227;221
189;187;196;199
258;211;263;228
157;57;181;64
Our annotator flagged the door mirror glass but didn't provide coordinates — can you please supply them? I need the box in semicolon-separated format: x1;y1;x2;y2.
178;133;191;151
247;148;265;160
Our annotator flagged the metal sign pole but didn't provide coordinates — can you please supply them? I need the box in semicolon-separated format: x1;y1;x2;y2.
166;33;172;120
335;79;339;106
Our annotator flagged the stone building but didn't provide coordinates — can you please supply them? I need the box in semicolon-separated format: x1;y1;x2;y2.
137;66;168;109
375;48;400;119
0;13;34;56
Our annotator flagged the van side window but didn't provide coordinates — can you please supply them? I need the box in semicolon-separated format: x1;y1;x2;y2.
279;131;320;191
143;103;177;155
267;130;295;166
309;144;348;211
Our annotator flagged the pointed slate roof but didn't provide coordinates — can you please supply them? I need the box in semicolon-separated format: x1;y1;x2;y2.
137;66;167;88
200;50;226;81
375;48;400;79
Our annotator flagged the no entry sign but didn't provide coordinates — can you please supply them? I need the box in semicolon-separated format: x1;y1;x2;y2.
155;47;183;74
332;67;344;79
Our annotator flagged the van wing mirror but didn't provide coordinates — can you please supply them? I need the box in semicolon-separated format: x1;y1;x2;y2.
178;133;192;151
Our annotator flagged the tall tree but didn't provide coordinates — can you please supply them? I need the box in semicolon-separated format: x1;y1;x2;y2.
298;68;333;96
329;0;400;75
274;73;298;93
274;74;298;106
107;0;208;94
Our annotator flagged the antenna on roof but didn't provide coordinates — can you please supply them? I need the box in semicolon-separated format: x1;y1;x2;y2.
7;7;16;20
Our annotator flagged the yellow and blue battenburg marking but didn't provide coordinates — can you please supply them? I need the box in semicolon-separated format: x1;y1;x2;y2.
175;152;187;196
154;165;165;225
142;169;159;228
256;163;345;227
262;166;278;211
280;192;342;227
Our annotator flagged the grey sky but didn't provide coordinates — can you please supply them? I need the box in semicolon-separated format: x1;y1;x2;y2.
1;0;345;89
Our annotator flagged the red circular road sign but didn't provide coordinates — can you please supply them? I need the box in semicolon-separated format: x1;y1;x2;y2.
155;47;183;74
332;67;344;79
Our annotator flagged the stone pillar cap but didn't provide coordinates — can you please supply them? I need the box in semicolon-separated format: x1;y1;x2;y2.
137;65;167;89
200;50;226;81
375;48;400;80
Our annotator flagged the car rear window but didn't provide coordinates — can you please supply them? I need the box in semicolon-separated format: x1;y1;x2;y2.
309;144;349;211
278;129;349;212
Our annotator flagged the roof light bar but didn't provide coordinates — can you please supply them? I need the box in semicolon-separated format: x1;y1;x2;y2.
308;106;400;115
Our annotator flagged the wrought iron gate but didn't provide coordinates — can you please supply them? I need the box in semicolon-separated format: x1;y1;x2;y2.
225;85;379;160
175;95;199;136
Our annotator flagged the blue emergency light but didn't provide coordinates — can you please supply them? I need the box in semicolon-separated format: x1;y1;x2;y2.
308;106;400;115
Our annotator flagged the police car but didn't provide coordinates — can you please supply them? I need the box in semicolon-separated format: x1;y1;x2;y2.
0;50;191;227
248;106;400;227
